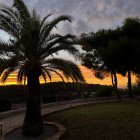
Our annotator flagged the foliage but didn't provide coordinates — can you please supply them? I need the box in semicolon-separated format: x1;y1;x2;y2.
79;29;121;99
79;17;140;98
96;85;113;97
132;76;140;95
0;99;12;112
41;82;99;94
122;17;140;40
0;85;26;103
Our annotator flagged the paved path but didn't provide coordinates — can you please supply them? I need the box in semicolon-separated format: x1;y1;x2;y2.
0;98;121;140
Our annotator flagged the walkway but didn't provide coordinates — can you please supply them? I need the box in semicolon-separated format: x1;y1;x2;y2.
0;98;120;140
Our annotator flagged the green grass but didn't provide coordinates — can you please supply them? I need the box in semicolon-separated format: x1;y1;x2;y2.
44;101;140;140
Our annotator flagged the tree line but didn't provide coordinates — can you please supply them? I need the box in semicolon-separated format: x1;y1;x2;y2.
0;82;111;104
79;17;140;99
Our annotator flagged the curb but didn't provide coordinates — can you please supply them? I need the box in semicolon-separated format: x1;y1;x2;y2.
45;122;66;140
1;122;66;140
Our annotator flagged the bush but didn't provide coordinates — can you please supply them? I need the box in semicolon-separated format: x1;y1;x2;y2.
43;94;57;103
96;86;113;97
132;82;140;95
0;99;12;112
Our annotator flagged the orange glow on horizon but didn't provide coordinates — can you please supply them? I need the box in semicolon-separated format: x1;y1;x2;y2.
0;66;137;88
80;66;136;88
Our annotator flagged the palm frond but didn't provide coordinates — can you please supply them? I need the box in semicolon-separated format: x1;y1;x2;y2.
43;58;85;82
1;67;16;82
31;9;40;24
40;33;62;47
1;55;19;72
40;44;79;61
41;33;75;48
0;6;20;27
45;68;65;82
40;34;79;60
13;0;30;28
0;40;14;53
41;67;52;82
0;12;20;37
17;67;25;83
40;14;52;29
40;15;72;43
41;69;47;83
0;58;7;75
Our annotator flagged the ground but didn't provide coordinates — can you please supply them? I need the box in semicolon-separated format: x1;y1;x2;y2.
44;100;140;140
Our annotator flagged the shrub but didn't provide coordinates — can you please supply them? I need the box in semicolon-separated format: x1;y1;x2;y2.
0;99;12;112
132;82;140;95
42;94;57;103
96;86;113;97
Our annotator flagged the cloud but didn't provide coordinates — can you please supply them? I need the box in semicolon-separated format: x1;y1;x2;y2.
0;0;140;35
0;0;12;5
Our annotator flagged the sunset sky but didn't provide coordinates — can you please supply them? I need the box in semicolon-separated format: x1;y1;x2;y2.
0;0;139;88
0;66;137;88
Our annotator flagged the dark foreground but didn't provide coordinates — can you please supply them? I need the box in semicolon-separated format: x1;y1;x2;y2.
44;100;140;140
5;124;58;140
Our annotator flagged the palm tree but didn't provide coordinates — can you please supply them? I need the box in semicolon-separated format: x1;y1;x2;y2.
0;0;85;136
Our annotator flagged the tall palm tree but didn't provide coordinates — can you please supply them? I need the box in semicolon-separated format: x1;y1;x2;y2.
0;0;85;136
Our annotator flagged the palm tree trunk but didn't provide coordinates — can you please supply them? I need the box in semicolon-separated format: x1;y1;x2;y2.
128;69;133;98
113;70;121;99
22;73;43;136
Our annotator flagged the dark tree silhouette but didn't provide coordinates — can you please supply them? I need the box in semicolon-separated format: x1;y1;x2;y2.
109;37;138;98
80;17;140;98
121;17;140;97
0;0;85;136
80;29;121;99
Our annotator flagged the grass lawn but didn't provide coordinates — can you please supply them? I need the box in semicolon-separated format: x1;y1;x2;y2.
44;100;140;140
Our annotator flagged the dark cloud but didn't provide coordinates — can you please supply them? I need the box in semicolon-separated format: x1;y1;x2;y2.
0;0;139;61
0;0;140;34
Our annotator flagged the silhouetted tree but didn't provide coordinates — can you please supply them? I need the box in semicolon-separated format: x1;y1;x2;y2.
80;29;121;99
120;17;140;97
80;17;140;98
108;37;138;98
0;0;85;136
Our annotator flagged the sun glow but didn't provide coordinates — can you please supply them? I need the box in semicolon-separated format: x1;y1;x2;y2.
0;66;137;88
